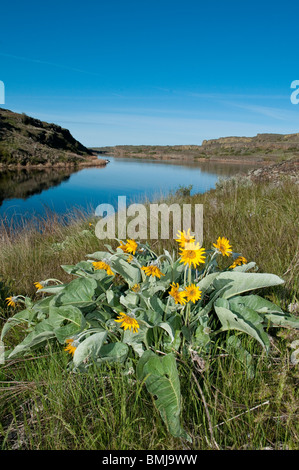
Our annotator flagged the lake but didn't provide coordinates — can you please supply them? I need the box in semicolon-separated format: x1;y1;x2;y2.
0;156;258;223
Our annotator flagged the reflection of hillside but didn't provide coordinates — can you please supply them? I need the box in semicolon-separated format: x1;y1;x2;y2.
116;156;262;177
0;167;81;206
195;161;262;177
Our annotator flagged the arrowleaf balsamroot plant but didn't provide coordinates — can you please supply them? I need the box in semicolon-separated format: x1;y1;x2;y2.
2;230;299;442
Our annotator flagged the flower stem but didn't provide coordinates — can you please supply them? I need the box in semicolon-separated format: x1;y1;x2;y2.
186;266;192;325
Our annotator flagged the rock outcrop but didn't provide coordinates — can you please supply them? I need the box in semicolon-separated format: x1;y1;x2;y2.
0;108;105;168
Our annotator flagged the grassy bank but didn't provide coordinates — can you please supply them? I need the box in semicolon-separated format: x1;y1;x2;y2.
0;173;298;450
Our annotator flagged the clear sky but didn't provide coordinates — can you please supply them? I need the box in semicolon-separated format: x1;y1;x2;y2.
1;0;299;146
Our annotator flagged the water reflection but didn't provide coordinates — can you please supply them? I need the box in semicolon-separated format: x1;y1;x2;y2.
116;156;256;176
0;167;75;206
0;155;260;222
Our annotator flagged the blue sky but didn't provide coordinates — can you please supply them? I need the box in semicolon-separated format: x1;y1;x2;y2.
1;0;299;146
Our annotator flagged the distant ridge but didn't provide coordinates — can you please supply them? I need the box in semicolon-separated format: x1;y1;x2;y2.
91;132;299;163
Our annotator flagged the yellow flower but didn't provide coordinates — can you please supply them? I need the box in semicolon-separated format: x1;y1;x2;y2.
5;296;18;308
213;237;232;257
229;256;247;269
175;228;195;248
115;312;139;333
179;242;206;268
34;281;44;290
169;283;187;305
127;254;133;263
118;239;138;255
126;239;138;254
118;241;127;252
92;261;114;276
185;284;202;303
64;338;77;356
132;283;141;293
141;265;165;278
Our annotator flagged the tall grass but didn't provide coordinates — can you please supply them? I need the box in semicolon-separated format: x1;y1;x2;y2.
0;209;102;300
0;337;298;450
0;175;298;450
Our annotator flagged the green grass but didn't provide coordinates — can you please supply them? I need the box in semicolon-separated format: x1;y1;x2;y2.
0;337;298;450
0;175;298;450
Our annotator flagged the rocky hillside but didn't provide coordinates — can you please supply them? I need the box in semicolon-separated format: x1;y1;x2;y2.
0;108;104;168
92;132;299;163
201;133;299;156
247;156;299;183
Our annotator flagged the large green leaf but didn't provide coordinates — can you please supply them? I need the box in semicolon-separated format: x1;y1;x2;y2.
213;272;284;299
214;298;270;351
123;328;146;357
120;292;139;309
55;277;97;308
141;283;166;298
231;262;256;272
61;261;95;277
86;251;109;260
8;319;56;358
138;309;163;327
32;295;57;313
37;285;66;294
157;322;175;342
159;258;184;285
229;294;284;313
1;309;34;340
229;295;299;329
49;305;86;344
164;314;182;351
190;284;229;327
85;309;112;325
97;342;129;364
197;272;220;292
111;258;141;286
149;296;166;316
106;289;120;308
137;351;191;442
73;331;107;367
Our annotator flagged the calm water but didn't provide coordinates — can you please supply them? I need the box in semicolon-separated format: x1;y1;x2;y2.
0;156;257;222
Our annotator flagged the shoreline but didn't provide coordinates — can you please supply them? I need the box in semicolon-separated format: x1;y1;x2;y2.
0;156;108;172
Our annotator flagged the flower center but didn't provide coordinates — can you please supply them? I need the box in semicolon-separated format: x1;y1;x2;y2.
186;250;197;258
